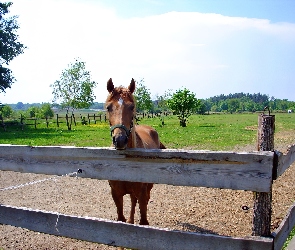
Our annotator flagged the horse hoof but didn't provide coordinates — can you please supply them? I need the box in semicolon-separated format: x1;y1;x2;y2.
118;218;126;223
127;219;134;224
139;220;149;225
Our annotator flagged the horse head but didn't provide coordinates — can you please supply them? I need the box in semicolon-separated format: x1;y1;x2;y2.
106;78;136;150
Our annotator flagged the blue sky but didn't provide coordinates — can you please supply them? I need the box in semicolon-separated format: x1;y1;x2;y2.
1;0;295;104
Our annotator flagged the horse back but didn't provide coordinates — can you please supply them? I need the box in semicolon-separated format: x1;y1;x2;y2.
134;125;164;149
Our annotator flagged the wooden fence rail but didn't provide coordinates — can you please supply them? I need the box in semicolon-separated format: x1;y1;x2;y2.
0;144;295;249
1;112;172;130
0;145;274;192
0;204;273;250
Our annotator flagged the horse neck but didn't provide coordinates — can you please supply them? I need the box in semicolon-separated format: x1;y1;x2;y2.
127;119;137;148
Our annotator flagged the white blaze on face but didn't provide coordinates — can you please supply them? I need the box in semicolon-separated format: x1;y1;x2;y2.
118;97;123;106
118;97;124;123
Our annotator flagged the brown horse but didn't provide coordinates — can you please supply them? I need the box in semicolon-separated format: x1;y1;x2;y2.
106;78;165;225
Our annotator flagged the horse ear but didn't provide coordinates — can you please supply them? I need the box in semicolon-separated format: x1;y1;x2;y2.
128;78;136;93
107;78;114;93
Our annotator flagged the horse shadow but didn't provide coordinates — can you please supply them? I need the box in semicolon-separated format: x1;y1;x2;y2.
175;221;219;235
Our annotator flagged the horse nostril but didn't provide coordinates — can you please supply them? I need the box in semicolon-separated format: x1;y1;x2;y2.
113;135;127;150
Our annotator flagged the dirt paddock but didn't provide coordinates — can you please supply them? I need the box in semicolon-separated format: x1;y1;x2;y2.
1;138;295;249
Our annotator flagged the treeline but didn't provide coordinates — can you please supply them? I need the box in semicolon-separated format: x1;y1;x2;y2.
7;102;105;111
202;93;295;113
2;93;294;118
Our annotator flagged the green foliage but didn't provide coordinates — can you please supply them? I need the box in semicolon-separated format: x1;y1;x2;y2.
26;106;39;118
134;78;153;112
0;104;12;117
41;103;54;118
51;59;97;110
0;2;26;93
228;99;240;113
206;93;295;112
24;103;54;119
154;89;172;112
197;100;208;115
167;88;200;127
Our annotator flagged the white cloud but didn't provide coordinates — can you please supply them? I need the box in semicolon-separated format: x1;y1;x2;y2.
1;0;295;103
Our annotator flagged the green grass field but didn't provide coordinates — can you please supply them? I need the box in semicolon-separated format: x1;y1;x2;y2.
1;113;294;151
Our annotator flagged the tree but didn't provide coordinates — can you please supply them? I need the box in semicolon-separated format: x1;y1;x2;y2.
134;78;153;112
228;99;240;113
197;99;207;115
155;89;172;112
26;106;40;118
0;103;12;117
51;59;97;111
40;103;54;118
0;2;26;93
167;88;200;127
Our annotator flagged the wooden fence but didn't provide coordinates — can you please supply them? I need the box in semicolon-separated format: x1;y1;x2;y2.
0;143;295;249
1;112;170;130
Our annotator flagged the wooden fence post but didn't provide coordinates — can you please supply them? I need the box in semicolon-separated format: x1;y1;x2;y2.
56;114;59;127
45;116;49;128
0;114;6;131
252;108;275;237
72;113;76;126
20;114;25;130
66;113;68;127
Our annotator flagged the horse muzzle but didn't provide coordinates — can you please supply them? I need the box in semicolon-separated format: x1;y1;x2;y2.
110;124;131;150
113;134;128;150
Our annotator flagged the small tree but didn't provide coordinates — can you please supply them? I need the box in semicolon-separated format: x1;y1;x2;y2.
156;89;172;112
0;104;13;117
51;59;97;111
26;106;39;118
197;100;207;115
51;59;97;130
167;88;200;127
134;78;153;112
40;103;54;118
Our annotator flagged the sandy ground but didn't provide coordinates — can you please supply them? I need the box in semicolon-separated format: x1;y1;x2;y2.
1;131;295;249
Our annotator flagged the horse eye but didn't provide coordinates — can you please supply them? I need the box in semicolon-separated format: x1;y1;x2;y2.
106;104;112;112
130;105;135;111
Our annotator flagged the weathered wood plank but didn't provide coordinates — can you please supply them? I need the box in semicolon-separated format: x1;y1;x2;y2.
0;144;274;192
272;201;295;250
252;113;274;236
275;144;295;179
0;204;273;250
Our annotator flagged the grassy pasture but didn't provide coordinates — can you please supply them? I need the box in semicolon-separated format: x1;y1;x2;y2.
0;113;294;150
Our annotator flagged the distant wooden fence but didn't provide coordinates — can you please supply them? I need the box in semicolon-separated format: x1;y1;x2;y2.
1;112;170;130
4;113;109;130
0;143;295;249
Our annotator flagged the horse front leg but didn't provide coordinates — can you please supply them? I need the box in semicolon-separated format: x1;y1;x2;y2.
138;197;149;225
110;188;126;222
138;184;153;225
127;194;137;224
